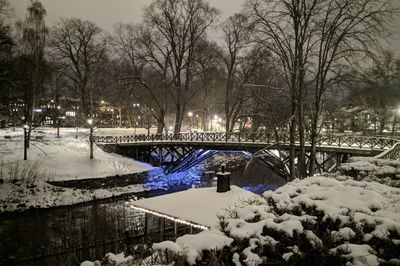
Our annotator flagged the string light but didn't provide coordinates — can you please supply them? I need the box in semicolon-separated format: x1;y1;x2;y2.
129;204;209;231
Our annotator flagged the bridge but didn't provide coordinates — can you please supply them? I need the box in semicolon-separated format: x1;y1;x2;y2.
94;132;399;178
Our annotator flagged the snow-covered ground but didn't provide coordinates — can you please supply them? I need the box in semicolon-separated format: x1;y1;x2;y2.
0;129;153;182
149;175;400;265
0;128;155;213
130;185;257;228
0;178;146;213
88;173;400;266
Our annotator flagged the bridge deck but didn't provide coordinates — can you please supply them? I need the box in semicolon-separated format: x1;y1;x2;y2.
94;132;396;156
111;141;382;156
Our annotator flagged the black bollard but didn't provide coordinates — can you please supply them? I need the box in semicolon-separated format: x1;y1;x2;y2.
217;164;231;193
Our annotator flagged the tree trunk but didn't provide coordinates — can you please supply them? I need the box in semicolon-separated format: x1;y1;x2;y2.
289;96;296;181
174;105;184;134
297;98;307;179
392;114;397;135
309;109;319;176
157;119;165;134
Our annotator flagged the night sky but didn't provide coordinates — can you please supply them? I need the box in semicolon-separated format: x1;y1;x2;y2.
10;0;400;54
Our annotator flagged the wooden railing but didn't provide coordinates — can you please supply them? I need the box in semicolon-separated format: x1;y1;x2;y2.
93;132;398;151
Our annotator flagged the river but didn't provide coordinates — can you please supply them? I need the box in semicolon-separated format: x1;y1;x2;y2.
0;153;284;265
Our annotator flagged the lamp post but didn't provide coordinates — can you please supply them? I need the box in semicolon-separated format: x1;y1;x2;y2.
88;119;93;159
134;121;138;136
23;124;28;160
187;111;193;130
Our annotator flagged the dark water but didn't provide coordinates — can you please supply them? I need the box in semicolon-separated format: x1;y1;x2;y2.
0;155;284;266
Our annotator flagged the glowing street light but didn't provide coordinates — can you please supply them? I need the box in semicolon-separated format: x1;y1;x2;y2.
188;112;193;117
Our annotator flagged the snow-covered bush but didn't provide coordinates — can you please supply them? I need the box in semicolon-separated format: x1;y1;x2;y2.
81;248;183;266
150;176;400;265
339;157;400;187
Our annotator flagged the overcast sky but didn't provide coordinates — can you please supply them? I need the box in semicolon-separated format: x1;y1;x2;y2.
10;0;400;54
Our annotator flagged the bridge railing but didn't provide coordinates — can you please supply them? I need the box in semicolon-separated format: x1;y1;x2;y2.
93;132;398;150
375;142;400;160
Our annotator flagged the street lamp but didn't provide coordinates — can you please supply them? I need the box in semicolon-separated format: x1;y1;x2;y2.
23;124;28;160
187;112;193;129
87;119;94;159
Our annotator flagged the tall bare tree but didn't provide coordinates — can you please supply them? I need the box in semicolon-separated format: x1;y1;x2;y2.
50;18;108;121
144;0;219;134
247;0;318;178
112;23;170;133
15;0;47;144
307;0;395;175
221;13;251;132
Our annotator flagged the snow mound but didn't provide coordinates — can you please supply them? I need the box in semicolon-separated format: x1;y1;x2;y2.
148;175;400;265
339;157;400;187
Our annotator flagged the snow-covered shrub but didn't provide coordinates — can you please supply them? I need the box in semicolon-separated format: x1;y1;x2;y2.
81;248;184;266
151;176;400;265
111;158;130;176
339;157;400;187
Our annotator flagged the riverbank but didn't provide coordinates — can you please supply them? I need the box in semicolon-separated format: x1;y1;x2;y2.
0;128;155;213
0;177;148;213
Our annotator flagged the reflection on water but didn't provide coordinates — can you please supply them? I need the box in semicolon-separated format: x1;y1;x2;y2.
0;199;145;265
0;155;284;265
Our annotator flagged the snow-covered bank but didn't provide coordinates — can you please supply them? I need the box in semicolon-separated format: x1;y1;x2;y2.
0;133;153;182
83;175;400;265
0;177;147;213
109;175;399;266
0;129;156;213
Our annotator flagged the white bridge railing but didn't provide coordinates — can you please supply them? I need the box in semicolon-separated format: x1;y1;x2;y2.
93;132;398;151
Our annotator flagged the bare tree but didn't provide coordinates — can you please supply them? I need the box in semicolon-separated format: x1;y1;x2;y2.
144;0;219;134
221;13;251;132
15;0;47;145
0;0;12;17
192;39;222;131
307;0;395;175
50;18;108;122
112;23;170;133
247;0;319;178
0;0;14;113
